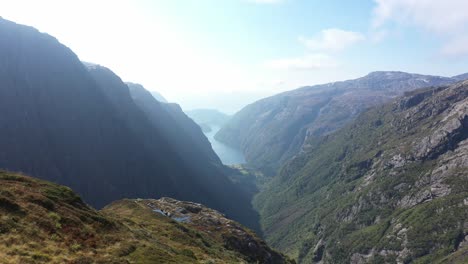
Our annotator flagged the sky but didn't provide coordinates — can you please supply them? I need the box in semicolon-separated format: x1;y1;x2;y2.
1;0;468;113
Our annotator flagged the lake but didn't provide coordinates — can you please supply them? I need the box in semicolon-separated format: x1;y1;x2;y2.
204;125;246;165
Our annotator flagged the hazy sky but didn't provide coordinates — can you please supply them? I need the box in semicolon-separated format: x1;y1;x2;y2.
1;0;468;113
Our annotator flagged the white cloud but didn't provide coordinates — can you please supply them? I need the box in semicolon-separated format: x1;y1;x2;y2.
372;0;468;32
299;28;365;52
265;54;338;71
264;28;362;72
372;0;468;56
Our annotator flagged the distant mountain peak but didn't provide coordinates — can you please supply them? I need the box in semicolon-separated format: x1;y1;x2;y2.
365;70;448;80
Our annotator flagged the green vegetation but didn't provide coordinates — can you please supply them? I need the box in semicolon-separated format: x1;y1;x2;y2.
254;83;468;263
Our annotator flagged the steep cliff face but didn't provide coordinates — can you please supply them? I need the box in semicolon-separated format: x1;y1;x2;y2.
127;83;218;161
0;18;144;205
254;81;468;263
0;18;259;231
162;103;223;165
216;72;462;175
0;171;292;263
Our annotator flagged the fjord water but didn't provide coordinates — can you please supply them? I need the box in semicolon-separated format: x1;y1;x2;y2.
204;125;246;165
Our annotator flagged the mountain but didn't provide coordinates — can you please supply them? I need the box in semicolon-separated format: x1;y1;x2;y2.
215;71;462;175
452;73;468;82
186;109;231;131
126;82;168;102
254;81;468;263
127;82;222;166
199;123;213;133
0;17;259;231
0;171;292;263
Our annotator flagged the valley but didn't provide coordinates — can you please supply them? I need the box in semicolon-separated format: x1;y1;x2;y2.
1;3;468;263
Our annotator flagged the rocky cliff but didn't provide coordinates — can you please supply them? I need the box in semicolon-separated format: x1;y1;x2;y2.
254;81;468;263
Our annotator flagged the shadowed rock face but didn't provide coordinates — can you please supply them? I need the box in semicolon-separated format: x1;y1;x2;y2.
254;81;468;263
0;18;260;232
216;71;464;175
127;83;222;164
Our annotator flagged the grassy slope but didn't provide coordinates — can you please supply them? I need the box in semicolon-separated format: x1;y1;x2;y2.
0;171;291;264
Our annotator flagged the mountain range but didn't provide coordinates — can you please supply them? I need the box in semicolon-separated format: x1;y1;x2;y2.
216;71;467;175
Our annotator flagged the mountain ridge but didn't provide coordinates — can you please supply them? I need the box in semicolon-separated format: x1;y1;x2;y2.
215;71;467;175
126;82;168;103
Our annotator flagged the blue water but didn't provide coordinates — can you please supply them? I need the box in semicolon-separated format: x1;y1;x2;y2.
204;125;246;165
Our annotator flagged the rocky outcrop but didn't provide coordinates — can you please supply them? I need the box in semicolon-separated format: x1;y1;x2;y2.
0;171;292;263
105;197;294;264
